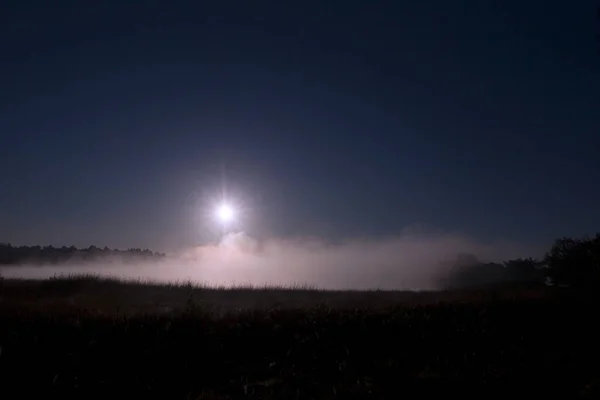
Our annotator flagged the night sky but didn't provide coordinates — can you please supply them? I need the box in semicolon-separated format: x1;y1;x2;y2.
1;1;599;251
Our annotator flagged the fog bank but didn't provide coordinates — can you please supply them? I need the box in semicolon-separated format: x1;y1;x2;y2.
0;232;535;290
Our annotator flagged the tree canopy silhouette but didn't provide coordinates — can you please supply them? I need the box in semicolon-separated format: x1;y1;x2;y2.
545;234;600;288
0;243;165;265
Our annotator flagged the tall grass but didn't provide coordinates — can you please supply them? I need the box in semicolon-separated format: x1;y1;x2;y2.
0;276;596;398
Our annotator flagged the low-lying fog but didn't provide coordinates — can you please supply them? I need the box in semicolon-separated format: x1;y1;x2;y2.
0;232;535;290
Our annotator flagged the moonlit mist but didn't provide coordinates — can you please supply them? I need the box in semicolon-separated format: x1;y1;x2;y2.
0;231;535;290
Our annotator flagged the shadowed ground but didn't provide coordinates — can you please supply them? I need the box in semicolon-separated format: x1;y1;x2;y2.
0;277;597;399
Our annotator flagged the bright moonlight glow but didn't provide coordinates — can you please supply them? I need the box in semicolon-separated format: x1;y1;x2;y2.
217;204;235;223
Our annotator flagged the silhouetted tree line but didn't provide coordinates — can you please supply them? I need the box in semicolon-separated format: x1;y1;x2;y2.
0;243;166;265
441;233;600;290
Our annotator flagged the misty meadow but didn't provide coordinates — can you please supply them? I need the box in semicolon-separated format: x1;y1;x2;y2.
1;234;600;398
3;0;599;398
0;231;543;290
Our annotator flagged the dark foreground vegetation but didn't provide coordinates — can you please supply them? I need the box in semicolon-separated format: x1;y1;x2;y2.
1;277;599;399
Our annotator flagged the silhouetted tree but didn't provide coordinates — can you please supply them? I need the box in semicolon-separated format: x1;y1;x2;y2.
544;234;600;288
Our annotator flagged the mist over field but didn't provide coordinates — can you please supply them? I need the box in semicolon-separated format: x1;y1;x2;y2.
0;231;535;290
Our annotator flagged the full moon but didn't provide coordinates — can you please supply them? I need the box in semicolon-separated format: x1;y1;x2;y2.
216;204;235;223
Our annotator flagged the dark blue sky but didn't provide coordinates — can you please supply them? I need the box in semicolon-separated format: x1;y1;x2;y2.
1;1;599;251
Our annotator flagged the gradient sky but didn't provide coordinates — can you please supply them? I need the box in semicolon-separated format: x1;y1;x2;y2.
1;1;599;251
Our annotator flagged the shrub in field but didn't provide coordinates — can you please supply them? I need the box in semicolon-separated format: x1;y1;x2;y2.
439;253;543;289
502;258;545;282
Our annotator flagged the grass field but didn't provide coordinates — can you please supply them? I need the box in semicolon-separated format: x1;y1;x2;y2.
0;276;598;398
